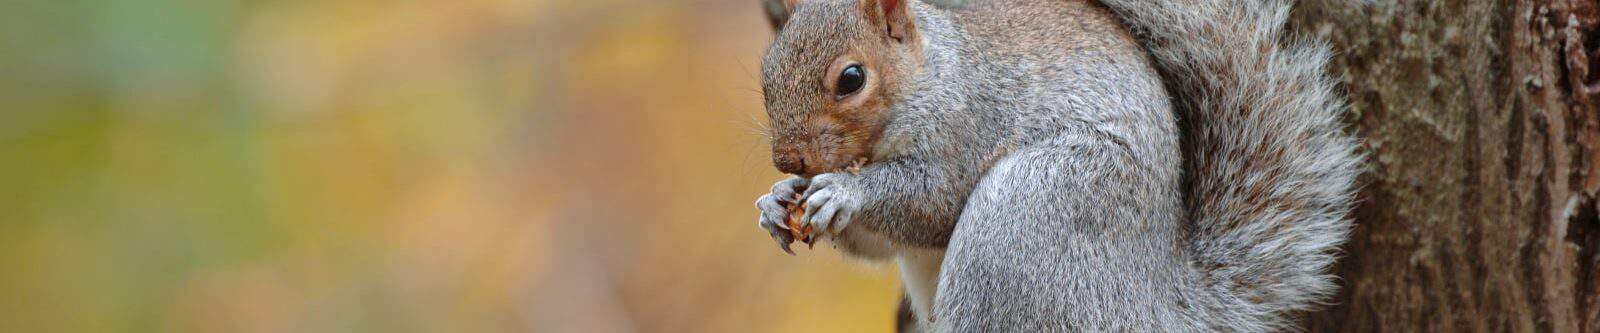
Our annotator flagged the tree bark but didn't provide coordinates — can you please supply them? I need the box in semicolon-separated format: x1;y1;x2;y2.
1290;1;1600;331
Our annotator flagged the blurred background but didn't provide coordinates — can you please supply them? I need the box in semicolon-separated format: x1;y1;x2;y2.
0;0;902;332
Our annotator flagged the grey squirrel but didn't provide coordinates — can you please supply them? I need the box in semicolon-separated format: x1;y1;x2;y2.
751;0;1361;331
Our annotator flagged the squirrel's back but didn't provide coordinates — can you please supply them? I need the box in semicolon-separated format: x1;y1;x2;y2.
951;0;1140;60
928;0;1179;167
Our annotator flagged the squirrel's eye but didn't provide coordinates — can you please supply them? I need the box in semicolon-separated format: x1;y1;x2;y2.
836;65;865;97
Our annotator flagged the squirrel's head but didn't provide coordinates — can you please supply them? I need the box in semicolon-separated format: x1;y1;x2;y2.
760;0;921;177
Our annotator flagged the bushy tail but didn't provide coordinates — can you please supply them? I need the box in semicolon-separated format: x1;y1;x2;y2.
1095;0;1362;330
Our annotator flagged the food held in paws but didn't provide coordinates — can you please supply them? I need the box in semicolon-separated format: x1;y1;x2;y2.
786;197;814;245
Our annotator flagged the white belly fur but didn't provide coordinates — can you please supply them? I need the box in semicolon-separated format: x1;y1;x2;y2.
896;248;945;326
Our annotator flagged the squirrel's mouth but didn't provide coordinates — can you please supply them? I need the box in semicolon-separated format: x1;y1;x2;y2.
773;124;878;176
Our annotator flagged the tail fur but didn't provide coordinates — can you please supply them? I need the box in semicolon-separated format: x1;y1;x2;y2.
1094;0;1363;330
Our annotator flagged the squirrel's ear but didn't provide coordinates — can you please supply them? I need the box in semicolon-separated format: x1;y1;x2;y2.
861;0;914;42
762;0;799;31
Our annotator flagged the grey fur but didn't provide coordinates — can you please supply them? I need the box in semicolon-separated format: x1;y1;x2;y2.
1090;0;1364;330
754;0;1360;331
762;0;972;30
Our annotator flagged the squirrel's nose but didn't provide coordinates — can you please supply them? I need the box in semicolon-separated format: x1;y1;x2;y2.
773;150;807;175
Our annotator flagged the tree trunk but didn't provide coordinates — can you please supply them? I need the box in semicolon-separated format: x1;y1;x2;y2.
1289;1;1600;331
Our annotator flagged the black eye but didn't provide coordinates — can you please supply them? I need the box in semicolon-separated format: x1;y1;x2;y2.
836;65;865;97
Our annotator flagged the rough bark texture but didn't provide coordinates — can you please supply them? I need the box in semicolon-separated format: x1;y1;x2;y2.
1290;0;1600;331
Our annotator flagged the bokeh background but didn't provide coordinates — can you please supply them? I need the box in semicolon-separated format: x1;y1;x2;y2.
0;0;902;331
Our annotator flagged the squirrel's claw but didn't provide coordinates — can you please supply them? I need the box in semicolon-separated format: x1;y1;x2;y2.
763;216;797;255
758;176;811;255
800;172;859;240
777;236;796;255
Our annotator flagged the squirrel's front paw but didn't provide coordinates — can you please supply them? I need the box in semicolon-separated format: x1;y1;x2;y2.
756;176;809;254
801;173;861;241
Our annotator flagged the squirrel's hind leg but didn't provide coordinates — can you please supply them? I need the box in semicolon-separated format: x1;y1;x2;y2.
930;132;1194;331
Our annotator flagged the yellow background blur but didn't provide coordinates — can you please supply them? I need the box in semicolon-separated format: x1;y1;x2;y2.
0;0;902;332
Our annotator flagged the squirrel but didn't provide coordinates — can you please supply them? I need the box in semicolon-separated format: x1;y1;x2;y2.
751;0;1361;331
